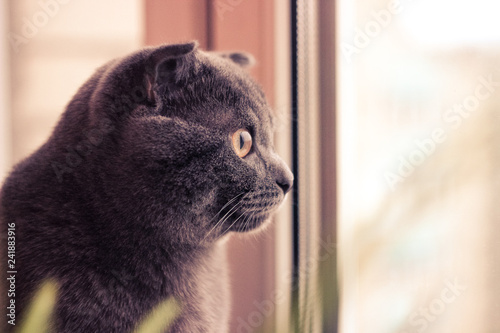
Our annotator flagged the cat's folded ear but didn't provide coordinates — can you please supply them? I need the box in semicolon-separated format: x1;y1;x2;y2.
145;41;199;103
214;51;256;68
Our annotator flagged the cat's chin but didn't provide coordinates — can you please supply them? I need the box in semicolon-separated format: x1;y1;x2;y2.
230;211;273;233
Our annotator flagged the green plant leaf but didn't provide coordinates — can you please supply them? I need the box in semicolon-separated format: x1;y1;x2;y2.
133;297;180;333
16;280;58;333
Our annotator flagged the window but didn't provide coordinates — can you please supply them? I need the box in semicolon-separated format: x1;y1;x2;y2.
338;0;500;332
291;0;338;332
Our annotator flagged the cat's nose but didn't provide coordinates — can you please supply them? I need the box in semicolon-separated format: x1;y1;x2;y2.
269;153;294;195
275;166;294;195
277;178;292;194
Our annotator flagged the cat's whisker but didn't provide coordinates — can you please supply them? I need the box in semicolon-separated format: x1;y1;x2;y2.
238;213;250;233
207;192;245;224
237;209;251;233
204;193;245;237
222;207;253;235
245;213;254;232
203;192;249;240
213;194;250;230
243;212;255;233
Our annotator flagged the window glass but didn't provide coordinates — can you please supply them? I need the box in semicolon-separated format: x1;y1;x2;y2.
338;1;500;332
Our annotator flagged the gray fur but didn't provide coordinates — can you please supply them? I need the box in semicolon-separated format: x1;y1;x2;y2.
0;41;293;332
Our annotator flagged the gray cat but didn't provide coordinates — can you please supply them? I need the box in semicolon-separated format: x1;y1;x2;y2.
0;41;293;332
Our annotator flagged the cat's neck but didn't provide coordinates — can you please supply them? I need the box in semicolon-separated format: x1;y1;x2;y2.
97;230;227;298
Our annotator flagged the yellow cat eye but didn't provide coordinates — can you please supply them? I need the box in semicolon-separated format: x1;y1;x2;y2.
231;129;253;158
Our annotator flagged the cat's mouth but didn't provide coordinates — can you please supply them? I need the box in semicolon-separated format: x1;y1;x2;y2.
207;187;285;237
227;191;283;233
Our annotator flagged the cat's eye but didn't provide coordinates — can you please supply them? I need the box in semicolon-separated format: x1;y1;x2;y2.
231;129;253;158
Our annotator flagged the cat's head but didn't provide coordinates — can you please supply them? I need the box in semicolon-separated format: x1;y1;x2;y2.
85;41;293;244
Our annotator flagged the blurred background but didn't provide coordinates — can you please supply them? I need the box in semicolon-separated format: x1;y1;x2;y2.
338;0;500;332
2;0;500;332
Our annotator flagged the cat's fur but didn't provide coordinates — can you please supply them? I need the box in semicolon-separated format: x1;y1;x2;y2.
0;41;293;332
